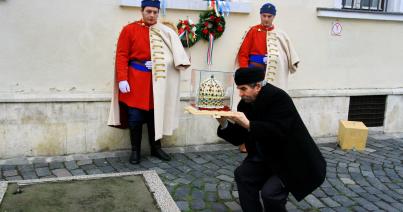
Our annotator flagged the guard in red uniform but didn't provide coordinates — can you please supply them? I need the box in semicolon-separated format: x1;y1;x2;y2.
237;3;277;70
236;3;300;153
115;0;170;164
116;20;154;111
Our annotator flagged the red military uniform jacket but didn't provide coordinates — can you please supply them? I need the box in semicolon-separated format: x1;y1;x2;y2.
237;24;275;68
115;20;154;110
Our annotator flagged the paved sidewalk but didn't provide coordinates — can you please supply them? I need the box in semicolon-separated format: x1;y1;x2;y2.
1;134;402;211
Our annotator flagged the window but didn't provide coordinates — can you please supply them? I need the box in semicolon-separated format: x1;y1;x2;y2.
342;0;388;11
317;0;403;22
348;95;386;127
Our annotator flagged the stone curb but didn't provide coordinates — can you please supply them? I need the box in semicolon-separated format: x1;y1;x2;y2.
1;171;179;212
0;143;237;166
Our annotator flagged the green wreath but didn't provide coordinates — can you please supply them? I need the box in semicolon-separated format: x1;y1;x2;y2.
196;10;226;41
177;19;200;48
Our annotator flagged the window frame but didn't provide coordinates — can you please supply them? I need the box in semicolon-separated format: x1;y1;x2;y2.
341;0;388;12
317;0;403;21
119;0;251;14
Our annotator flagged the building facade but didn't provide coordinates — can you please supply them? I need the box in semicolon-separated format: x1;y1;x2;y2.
1;0;402;158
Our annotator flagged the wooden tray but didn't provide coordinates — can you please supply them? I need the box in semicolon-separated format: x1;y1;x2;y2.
184;106;235;118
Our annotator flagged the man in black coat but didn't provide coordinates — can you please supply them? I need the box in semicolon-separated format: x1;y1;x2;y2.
217;67;326;211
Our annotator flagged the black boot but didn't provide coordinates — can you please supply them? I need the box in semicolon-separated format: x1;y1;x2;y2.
129;125;142;164
150;139;171;161
146;111;171;161
129;150;140;164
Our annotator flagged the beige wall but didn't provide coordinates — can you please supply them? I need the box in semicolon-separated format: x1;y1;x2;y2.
1;0;402;95
1;0;403;158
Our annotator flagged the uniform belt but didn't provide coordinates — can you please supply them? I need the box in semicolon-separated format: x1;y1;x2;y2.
249;54;265;64
129;60;151;72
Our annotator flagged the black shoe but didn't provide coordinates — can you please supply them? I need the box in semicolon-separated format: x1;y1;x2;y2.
151;148;171;161
129;150;140;164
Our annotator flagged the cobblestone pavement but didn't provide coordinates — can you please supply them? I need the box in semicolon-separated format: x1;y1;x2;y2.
1;135;402;211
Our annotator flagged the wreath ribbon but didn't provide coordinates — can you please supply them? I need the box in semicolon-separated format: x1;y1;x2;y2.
207;33;214;65
207;0;231;16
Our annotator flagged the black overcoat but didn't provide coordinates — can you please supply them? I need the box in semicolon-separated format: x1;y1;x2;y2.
217;84;326;201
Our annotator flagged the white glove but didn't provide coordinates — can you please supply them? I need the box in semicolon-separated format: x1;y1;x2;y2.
263;55;268;64
145;61;153;70
118;80;130;93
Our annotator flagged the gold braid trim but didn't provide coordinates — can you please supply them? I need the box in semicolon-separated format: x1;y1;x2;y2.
265;31;279;83
150;27;167;82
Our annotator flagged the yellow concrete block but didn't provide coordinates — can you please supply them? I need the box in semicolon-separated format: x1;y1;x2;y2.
338;120;368;151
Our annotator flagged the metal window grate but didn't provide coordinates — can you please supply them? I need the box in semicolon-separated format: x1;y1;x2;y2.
342;0;388;11
348;95;386;127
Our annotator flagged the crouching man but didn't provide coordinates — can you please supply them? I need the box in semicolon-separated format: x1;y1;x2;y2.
217;67;326;211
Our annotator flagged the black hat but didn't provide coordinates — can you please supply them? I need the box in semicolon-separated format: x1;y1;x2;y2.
141;0;160;9
234;67;266;86
260;3;276;15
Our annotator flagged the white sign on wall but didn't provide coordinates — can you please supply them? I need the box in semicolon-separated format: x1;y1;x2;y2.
331;21;342;36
